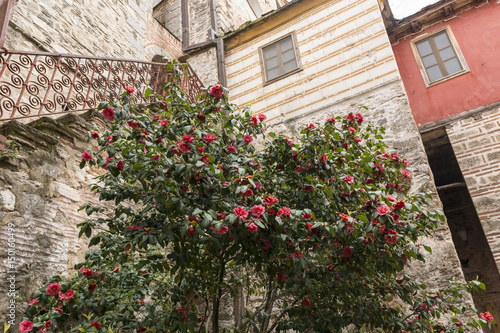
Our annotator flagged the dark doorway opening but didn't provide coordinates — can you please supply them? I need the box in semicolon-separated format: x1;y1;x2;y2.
422;128;500;332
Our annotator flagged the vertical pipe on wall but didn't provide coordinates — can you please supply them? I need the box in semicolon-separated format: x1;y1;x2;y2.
0;0;14;49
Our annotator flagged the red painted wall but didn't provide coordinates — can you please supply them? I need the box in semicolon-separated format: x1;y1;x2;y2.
392;2;500;126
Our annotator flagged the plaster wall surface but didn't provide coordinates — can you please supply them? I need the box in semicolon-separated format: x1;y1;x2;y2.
392;2;500;126
447;107;500;272
225;0;468;293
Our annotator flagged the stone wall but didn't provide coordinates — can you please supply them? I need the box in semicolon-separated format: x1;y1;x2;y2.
0;112;109;329
153;0;183;41
145;14;184;61
186;47;219;87
6;0;152;60
447;106;500;272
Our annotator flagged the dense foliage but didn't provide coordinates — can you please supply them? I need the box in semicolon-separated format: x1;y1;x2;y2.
20;65;493;333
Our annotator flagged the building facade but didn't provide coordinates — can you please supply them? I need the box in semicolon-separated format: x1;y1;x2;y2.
388;0;500;320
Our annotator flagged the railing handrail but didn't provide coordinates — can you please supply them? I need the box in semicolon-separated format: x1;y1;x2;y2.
0;48;205;121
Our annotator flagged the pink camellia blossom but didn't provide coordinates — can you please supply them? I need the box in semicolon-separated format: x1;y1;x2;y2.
102;107;114;121
342;246;353;259
127;120;139;129
243;135;253;144
234;206;248;219
250;205;265;217
321;154;328;163
303;212;312;220
481;312;494;323
226;145;236;153
276;209;284;217
90;131;99;139
258;114;267;121
210;225;229;235
117;160;124;171
152;154;161;161
59;289;75;301
355;137;362;143
125;86;134;93
263;195;279;206
201;155;210;164
19;320;34;333
82;151;92;161
91;321;102;330
209;84;224;98
377;205;390;216
198;147;205;153
250;116;258;126
44;320;51;330
385;229;398;245
181;134;195;143
401;169;411;179
28;299;38;306
82;269;93;278
355;113;364;124
178;142;191;154
282;206;291;216
343;176;354;184
346;113;355;122
348;127;356;133
388;195;396;202
46;282;61;296
247;222;258;233
203;133;217;143
326;117;335;124
293;250;303;259
308;123;315;129
160;120;168;127
302;298;311;307
53;308;63;315
241;189;253;197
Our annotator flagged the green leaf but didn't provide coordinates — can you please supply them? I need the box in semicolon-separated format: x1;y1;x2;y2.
145;88;153;99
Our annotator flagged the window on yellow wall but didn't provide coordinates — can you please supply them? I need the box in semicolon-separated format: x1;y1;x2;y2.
411;27;469;87
260;33;302;84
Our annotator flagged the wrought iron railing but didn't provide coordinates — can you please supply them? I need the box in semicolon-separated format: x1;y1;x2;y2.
0;49;205;121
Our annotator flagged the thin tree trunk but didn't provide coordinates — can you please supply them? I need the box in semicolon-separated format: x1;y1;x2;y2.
212;261;226;332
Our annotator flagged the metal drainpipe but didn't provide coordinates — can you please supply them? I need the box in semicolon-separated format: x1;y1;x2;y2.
0;0;15;49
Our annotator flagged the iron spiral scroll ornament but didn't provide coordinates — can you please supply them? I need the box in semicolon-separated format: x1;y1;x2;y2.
0;49;205;121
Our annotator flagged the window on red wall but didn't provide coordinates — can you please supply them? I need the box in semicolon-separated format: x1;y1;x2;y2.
411;27;469;87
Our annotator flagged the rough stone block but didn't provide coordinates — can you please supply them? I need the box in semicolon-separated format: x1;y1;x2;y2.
0;189;15;211
55;182;82;202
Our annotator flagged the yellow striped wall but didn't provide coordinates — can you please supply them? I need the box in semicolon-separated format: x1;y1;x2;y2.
225;0;400;122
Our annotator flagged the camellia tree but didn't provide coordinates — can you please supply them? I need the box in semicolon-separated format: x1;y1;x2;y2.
20;65;494;333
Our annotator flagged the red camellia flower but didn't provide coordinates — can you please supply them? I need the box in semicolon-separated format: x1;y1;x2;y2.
263;195;279;206
88;281;97;292
197;113;206;120
326;117;335;124
127;120;139;129
82;151;92;161
160;120;168;127
346;113;355;122
117;160;124;171
355;113;364;124
209;84;224;98
187;226;195;235
343;176;354;184
243;134;253;144
282;206;291;216
46;282;61;296
177;308;188;322
250;116;258;126
102;107;114;121
178;142;191;154
19;320;34;333
250;205;265;217
210;225;228;235
203;133;217;143
139;328;147;332
44;320;51;330
53;308;63;315
385;229;398;245
198;147;205;153
181;134;195;143
152;154;161;161
28;299;38;306
454;321;463;326
321;154;328;163
348;127;356;133
481;312;494;323
90;131;99;138
91;321;102;330
234;206;248;219
342;246;353;259
59;289;75;301
258;114;267;121
394;200;405;210
377;205;390;216
302;298;311;307
247;222;258;233
125;86;134;93
303;212;312;220
226;145;236;153
82;269;93;278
